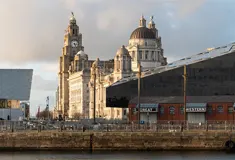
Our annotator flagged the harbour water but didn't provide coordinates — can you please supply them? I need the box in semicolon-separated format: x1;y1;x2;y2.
0;151;235;160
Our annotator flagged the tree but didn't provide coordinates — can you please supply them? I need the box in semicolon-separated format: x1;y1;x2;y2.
72;112;82;120
36;109;53;119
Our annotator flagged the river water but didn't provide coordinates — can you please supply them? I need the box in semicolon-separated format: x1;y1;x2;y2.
0;151;235;160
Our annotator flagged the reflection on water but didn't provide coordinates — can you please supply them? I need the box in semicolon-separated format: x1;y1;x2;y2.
0;151;235;160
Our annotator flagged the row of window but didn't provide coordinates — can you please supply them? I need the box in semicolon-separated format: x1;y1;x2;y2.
137;51;160;61
156;106;234;115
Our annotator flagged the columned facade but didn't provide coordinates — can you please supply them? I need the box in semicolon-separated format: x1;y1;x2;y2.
56;14;167;120
127;16;167;72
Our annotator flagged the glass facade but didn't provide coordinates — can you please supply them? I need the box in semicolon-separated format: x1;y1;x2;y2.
106;46;235;107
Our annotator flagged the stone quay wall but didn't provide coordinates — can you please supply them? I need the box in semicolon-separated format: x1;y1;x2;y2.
0;131;234;151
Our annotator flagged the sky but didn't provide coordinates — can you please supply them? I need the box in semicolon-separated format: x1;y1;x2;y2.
0;0;235;116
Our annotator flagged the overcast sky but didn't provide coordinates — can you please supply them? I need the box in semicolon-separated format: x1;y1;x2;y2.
0;0;235;116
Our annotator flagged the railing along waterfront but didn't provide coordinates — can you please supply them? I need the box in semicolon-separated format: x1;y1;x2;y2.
1;120;235;132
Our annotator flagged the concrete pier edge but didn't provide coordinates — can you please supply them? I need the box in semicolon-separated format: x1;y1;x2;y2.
0;131;234;151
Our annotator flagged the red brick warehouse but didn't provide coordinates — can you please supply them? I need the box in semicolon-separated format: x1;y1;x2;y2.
128;96;235;123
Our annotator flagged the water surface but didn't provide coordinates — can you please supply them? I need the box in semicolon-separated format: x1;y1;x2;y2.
0;151;235;160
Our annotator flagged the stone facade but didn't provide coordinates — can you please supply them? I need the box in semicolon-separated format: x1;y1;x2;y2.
68;70;90;118
56;14;167;120
127;16;167;72
88;50;130;119
0;132;233;151
57;13;83;118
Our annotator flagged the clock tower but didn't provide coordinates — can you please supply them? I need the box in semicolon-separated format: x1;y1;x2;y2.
58;12;84;118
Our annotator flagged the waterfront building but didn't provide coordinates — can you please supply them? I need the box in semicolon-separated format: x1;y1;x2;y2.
56;13;165;120
20;102;30;119
128;96;235;123
88;46;132;120
57;13;84;118
126;15;167;72
0;69;33;120
106;42;235;122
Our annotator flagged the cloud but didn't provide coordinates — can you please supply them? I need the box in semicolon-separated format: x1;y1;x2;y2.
0;0;165;64
41;62;58;73
0;0;234;67
24;73;58;116
176;0;206;18
1;0;235;117
32;75;57;91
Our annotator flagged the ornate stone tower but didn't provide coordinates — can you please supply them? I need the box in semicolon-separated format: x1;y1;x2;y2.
113;45;132;81
127;15;167;72
58;12;84;118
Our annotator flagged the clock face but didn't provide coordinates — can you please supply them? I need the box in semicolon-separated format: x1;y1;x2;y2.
71;40;78;48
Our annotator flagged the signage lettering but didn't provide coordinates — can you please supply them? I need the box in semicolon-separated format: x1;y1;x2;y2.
135;108;158;112
186;108;206;112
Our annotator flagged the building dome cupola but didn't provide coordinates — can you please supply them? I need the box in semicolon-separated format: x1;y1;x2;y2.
76;50;87;59
116;45;129;56
75;47;87;59
130;27;155;39
139;14;146;27
148;16;155;28
69;12;76;25
114;45;132;74
148;15;157;37
130;15;156;39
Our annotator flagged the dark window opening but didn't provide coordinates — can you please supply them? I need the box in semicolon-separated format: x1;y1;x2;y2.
124;110;127;115
217;106;224;113
180;106;184;115
228;107;233;113
169;106;175;115
160;106;164;115
207;106;213;115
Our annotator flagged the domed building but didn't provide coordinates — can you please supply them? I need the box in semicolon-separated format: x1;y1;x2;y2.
88;45;132;120
57;13;167;121
126;15;167;72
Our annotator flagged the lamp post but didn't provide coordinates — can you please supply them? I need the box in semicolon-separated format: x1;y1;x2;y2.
137;62;141;129
46;96;50;122
182;65;187;122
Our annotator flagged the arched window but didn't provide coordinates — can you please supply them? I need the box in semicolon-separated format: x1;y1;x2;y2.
180;106;184;115
207;106;213;115
169;106;175;115
139;51;142;59
160;106;164;115
228;106;233;114
217;105;223;113
132;51;135;61
145;51;148;60
151;51;155;60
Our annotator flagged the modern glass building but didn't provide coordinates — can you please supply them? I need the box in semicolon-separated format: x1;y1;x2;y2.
0;69;33;120
106;42;235;108
0;69;33;101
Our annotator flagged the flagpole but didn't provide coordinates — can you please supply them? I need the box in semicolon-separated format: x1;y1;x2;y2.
183;65;187;122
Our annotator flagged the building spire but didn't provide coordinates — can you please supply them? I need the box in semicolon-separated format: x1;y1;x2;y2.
69;11;76;24
148;15;155;29
139;14;146;27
